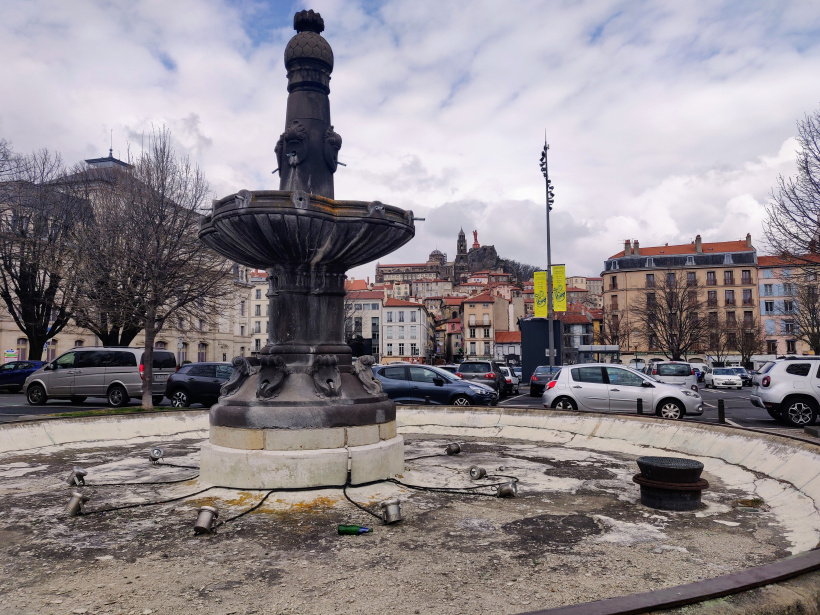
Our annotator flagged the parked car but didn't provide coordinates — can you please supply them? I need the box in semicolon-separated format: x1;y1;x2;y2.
512;366;522;381
750;358;820;426
689;363;707;382
372;363;498;406
499;366;520;395
704;367;743;389
541;363;703;419
0;360;44;393
437;364;463;377
648;361;698;391
165;362;233;407
24;347;177;407
456;360;506;397
729;367;753;387
529;365;561;397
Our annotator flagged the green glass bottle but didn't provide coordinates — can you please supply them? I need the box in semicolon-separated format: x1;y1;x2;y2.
337;524;372;535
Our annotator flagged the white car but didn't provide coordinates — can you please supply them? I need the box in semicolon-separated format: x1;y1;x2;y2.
541;363;703;419
500;366;520;395
704;367;742;389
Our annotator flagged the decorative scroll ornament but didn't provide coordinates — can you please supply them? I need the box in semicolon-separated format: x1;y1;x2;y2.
323;125;342;172
353;355;382;396
311;354;341;398
220;356;259;398
257;355;291;399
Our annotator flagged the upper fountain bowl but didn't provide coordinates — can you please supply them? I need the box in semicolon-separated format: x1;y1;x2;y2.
199;189;415;270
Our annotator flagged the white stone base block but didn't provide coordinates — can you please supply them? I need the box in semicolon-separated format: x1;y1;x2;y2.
200;435;404;489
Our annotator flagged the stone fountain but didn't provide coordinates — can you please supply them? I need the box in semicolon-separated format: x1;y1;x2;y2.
198;10;414;489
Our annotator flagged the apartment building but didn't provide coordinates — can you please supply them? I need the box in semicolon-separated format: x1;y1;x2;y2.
459;293;510;359
602;235;758;358
381;298;432;363
757;255;808;356
345;290;385;362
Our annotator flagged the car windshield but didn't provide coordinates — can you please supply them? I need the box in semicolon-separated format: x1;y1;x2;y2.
459;363;490;374
731;368;748;375
656;364;691;377
713;368;734;375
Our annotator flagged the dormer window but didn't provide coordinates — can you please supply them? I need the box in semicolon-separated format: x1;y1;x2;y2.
645;257;655;267
686;255;695;265
724;253;733;264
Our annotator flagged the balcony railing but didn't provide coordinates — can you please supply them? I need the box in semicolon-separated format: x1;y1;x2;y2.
725;299;736;305
742;299;754;306
706;278;717;286
706;299;718;307
723;278;735;286
741;276;753;285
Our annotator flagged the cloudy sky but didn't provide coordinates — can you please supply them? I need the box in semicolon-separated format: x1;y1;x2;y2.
2;0;820;280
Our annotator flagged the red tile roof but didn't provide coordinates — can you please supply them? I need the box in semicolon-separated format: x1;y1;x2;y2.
345;279;369;291
464;293;495;303
608;239;753;259
495;331;521;343
758;254;820;267
347;291;384;300
566;286;588;293
557;312;592;324
384;298;426;308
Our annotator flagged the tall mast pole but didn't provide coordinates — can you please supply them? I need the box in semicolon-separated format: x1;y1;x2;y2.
540;137;555;368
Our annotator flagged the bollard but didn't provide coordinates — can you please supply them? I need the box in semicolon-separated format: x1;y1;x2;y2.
718;399;725;424
637;398;643;415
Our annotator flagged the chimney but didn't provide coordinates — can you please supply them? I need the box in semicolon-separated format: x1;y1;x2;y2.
624;239;632;256
746;233;752;248
632;239;640;256
695;235;703;253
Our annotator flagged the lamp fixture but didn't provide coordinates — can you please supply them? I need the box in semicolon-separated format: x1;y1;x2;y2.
194;506;219;534
66;491;89;516
445;443;461;456
496;481;518;498
149;447;164;464
469;466;487;480
66;467;87;486
379;498;403;524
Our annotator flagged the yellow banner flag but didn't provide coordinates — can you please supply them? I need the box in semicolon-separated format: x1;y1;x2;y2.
533;271;548;317
552;264;567;312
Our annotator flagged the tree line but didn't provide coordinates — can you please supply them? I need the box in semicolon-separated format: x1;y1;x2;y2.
0;128;234;408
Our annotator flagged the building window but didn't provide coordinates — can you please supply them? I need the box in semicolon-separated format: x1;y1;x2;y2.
666;272;676;286
354;303;362;311
707;290;717;306
726;311;736;325
155;341;167;350
741;270;752;284
686;256;695;265
706;271;716;285
764;301;774;314
610;295;618;310
254;339;261;351
387;343;393;356
240;301;245;316
398;312;405;322
354;317;362;336
411;312;417;322
256;289;262;300
74;339;84;347
179;342;188;364
469;327;476;338
784;300;795;313
410;326;417;339
784;320;796;334
645;273;655;287
743;311;753;327
687;272;697;286
16;337;30;360
483;342;490;356
240;326;245;336
647;293;656;308
266;321;269;333
763;284;773;296
198;343;208;362
767;340;777;354
723;271;734;285
786;340;797;354
483;327;490;338
469;342;476;355
411;343;418;356
609;276;618;290
255;305;261;316
687;290;698;307
708;312;718;326
372;318;379;346
386;311;393;322
386;326;393;339
254;321;261;334
725;290;735;305
398;343;405;356
396;325;404;338
783;283;794;296
742;289;753;306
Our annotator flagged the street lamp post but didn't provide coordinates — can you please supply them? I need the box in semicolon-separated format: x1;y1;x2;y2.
540;138;556;368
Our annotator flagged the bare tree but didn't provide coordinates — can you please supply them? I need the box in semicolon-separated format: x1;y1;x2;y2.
787;271;820;354
764;105;820;260
632;271;709;360
0;147;79;360
69;128;234;408
732;313;765;367
594;303;631;348
706;316;732;365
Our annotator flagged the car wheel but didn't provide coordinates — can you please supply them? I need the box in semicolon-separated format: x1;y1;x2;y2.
552;396;577;411
152;395;163;406
107;385;128;408
70;396;86;404
657;399;684;420
783;398;818;427
170;389;191;408
451;395;472;406
26;383;47;405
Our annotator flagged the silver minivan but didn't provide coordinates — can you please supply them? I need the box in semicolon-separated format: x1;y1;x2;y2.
648;361;698;391
24;347;177;407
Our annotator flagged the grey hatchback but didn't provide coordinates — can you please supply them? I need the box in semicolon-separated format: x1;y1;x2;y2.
373;364;498;406
456;360;507;397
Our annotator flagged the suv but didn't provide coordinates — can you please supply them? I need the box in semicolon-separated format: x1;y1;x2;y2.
165;362;233;407
750;358;820;426
372;364;498;406
456;360;507;397
24;348;177;407
499;366;520;395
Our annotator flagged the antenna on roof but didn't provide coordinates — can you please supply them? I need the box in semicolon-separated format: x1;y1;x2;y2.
109;129;113;158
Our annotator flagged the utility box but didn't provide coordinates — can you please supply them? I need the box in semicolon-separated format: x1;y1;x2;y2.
520;318;563;384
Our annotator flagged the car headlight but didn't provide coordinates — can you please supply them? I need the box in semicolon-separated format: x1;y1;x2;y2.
681;389;695;397
469;385;489;394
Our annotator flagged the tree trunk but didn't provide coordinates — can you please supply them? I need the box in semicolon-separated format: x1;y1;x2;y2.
142;305;156;410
